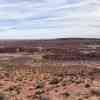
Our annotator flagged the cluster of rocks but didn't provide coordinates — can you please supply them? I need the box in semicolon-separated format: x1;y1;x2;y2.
0;65;100;100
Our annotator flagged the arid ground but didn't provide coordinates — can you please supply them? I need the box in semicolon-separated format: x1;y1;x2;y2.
0;38;100;100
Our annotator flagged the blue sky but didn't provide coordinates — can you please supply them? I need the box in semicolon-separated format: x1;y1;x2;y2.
0;0;100;39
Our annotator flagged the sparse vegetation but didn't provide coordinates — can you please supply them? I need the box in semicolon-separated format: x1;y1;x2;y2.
62;92;70;98
0;39;100;100
0;93;6;100
91;87;100;96
49;77;61;85
85;84;91;88
35;80;45;89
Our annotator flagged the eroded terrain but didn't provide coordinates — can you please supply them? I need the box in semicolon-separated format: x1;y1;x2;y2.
0;62;100;100
0;38;100;100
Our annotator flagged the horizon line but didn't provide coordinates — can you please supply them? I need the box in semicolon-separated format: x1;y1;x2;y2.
0;37;100;40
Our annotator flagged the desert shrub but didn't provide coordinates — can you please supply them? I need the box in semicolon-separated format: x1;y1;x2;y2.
32;53;49;65
16;74;24;81
0;96;5;100
91;87;100;96
35;89;45;95
33;58;47;64
49;77;61;85
0;93;6;100
78;98;83;100
35;80;44;89
62;92;70;98
92;68;100;74
84;84;90;88
39;95;50;100
1;63;15;72
5;85;21;97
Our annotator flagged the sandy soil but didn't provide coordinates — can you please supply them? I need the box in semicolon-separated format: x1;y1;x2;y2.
0;53;100;100
0;37;100;100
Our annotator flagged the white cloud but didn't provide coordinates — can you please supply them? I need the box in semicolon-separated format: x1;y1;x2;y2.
0;0;99;39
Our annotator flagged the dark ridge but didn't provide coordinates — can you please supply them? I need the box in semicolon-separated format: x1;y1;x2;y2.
0;38;100;47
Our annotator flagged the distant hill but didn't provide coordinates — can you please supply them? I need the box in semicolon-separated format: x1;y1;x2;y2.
0;38;100;48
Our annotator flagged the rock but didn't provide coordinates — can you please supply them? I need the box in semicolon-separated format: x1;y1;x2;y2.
91;87;100;96
39;95;50;100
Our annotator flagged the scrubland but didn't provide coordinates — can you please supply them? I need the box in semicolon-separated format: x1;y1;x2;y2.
0;38;100;100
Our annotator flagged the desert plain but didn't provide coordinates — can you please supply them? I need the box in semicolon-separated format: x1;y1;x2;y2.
0;38;100;100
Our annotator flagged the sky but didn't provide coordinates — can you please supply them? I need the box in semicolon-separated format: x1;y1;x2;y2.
0;0;100;39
